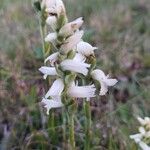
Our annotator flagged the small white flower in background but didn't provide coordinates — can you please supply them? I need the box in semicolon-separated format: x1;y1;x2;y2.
42;98;63;115
60;59;90;76
45;32;57;43
76;41;97;56
130;116;150;150
91;69;118;95
45;78;64;98
46;16;57;30
39;66;57;79
45;52;59;65
59;17;83;37
60;30;84;54
137;117;150;126
68;83;96;98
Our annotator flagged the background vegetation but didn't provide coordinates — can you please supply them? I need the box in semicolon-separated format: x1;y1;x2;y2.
0;0;150;149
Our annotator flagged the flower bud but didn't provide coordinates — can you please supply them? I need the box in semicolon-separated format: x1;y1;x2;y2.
59;17;83;37
45;32;57;43
60;30;84;54
46;16;57;30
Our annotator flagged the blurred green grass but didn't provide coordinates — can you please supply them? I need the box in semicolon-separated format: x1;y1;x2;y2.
0;0;150;149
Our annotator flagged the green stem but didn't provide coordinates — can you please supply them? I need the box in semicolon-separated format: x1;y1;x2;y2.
84;100;92;150
39;22;46;59
69;113;76;150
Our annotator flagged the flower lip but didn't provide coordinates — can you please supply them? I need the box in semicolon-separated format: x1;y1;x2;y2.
60;59;90;76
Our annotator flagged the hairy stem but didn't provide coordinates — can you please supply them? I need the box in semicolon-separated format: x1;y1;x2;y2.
84;100;92;150
69;113;75;150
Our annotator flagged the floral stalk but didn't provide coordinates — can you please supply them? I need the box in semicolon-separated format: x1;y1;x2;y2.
84;100;92;150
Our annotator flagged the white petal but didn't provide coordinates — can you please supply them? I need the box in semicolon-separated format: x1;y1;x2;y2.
60;59;90;75
45;78;64;98
45;32;57;43
42;98;63;115
105;79;118;86
73;53;86;62
61;30;84;54
59;17;83;37
91;69;106;82
76;41;97;56
139;127;146;135
44;52;59;66
139;141;150;150
100;81;108;95
46;16;57;30
68;84;96;98
137;117;146;125
39;66;57;79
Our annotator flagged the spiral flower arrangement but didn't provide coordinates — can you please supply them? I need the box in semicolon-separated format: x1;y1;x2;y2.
36;0;118;148
130;117;150;150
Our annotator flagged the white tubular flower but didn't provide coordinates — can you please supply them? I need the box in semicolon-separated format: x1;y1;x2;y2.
42;98;63;115
45;32;57;43
60;59;90;76
45;78;64;98
73;53;86;63
91;69;118;95
59;17;83;37
44;52;59;66
68;83;96;98
60;30;84;54
39;66;57;79
139;141;150;150
46;16;57;30
76;41;97;56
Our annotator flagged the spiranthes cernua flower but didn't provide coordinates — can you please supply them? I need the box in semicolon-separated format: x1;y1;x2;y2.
91;69;118;95
60;30;84;54
60;59;90;76
45;32;57;43
76;41;98;56
39;66;57;79
59;17;84;37
73;53;86;63
44;52;59;65
42;98;63;115
68;83;96;98
45;78;64;99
